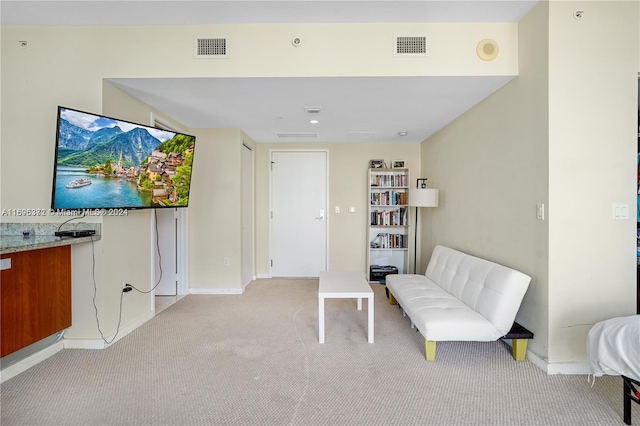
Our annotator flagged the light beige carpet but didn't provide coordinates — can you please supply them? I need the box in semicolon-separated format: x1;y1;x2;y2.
1;279;638;425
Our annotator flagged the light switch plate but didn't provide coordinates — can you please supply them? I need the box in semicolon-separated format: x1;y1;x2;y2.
612;203;629;220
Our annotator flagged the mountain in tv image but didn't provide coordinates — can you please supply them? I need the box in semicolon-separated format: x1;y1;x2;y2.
57;119;162;168
53;108;195;209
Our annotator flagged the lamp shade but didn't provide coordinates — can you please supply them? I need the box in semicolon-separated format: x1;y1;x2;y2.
409;188;439;207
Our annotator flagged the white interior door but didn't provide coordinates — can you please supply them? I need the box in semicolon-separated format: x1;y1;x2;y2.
241;144;254;288
154;208;177;295
271;150;327;277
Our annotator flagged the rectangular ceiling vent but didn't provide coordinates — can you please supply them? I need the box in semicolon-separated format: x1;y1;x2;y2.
394;35;427;57
195;37;228;58
348;131;377;139
275;132;319;139
304;106;322;114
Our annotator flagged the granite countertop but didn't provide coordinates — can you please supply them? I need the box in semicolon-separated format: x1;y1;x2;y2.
0;234;101;254
0;222;101;254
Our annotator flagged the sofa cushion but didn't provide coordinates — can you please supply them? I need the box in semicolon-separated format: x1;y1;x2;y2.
425;246;531;335
387;275;502;341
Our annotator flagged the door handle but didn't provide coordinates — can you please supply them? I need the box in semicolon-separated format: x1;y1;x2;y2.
315;209;325;221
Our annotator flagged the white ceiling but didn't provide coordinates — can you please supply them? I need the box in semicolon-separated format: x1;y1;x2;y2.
2;0;537;143
108;76;514;143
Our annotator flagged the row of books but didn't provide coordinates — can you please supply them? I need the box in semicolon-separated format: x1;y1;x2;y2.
370;207;408;226
371;191;408;206
370;232;407;249
370;174;408;188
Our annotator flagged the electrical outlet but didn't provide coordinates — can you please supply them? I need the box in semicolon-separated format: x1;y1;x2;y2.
223;257;230;266
122;283;133;293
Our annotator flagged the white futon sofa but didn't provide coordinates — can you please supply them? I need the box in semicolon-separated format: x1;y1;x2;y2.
386;245;531;361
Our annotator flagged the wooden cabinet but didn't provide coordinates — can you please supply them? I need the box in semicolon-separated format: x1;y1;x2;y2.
367;168;410;280
1;245;71;357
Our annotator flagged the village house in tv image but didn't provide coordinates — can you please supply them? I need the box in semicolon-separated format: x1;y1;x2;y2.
52;107;196;210
144;146;194;204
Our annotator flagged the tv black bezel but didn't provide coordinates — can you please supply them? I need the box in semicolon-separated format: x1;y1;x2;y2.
51;106;197;212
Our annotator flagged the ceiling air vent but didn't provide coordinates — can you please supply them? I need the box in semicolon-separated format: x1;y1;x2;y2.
304;106;322;114
195;37;228;58
394;35;427;57
348;131;377;139
275;132;319;139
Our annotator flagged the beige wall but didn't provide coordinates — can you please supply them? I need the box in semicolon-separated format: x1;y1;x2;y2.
254;143;421;276
421;1;639;367
64;82;195;342
547;0;638;363
102;83;256;293
102;85;254;294
420;1;550;359
188;128;248;291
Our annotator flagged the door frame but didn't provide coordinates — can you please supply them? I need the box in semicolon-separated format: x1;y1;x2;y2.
150;203;189;297
176;208;189;295
268;149;330;277
241;142;255;289
151;208;177;296
149;113;189;302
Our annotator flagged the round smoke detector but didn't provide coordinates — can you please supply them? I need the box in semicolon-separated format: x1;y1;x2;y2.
292;37;302;47
476;39;499;61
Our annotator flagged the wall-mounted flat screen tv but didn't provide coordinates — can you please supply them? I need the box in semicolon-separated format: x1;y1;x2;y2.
51;106;196;210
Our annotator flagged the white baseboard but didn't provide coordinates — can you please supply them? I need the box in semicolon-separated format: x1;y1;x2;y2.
256;274;271;279
2;311;155;382
546;360;592;375
0;341;64;383
64;339;106;350
189;288;244;295
64;311;155;350
525;348;591;375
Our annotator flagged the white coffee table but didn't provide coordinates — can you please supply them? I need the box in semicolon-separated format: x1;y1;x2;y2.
318;271;374;343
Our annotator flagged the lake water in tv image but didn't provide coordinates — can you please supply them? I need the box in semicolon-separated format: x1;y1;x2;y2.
54;166;152;209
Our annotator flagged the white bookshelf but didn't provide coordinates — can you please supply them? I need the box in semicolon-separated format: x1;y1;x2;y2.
367;167;409;280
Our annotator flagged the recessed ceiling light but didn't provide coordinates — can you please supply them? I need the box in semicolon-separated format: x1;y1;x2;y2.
310;119;319;124
398;131;409;136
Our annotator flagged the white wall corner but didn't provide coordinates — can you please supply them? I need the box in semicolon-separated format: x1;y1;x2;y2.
64;311;154;349
242;277;257;292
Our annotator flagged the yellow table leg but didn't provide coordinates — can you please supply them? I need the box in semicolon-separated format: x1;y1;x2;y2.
389;291;397;305
512;339;528;361
425;340;436;361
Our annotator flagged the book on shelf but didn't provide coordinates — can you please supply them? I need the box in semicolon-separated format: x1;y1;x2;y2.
369;173;408;188
370;232;407;249
370;207;408;226
370;190;407;206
